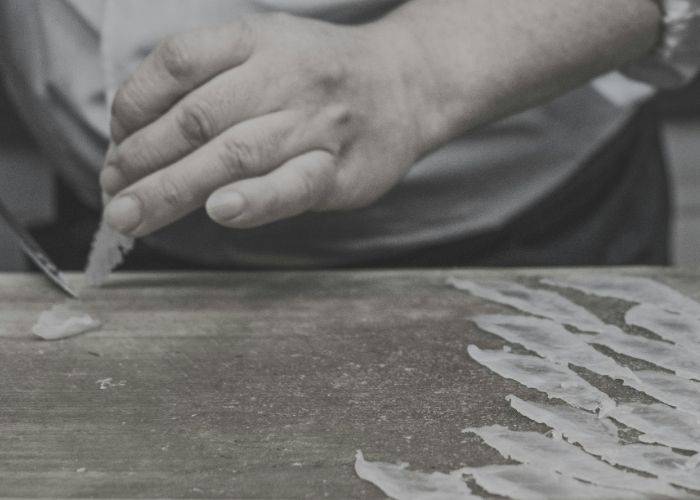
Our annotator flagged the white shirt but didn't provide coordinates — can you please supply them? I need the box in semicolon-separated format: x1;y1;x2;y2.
1;0;699;266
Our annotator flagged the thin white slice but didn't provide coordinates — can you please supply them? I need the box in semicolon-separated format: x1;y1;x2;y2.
473;314;638;385
542;275;700;317
460;464;644;500
454;278;700;380
606;403;700;453
465;425;679;497
626;303;700;353
635;370;700;416
467;345;615;414
32;303;102;340
593;329;700;381
354;450;476;500
449;277;608;333
84;219;134;287
474;314;700;411
508;396;700;491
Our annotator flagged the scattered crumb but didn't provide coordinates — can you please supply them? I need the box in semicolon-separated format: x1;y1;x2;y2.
96;378;126;390
76;467;86;473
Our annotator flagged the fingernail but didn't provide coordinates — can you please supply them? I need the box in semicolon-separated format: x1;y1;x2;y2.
100;166;127;195
104;195;142;234
206;191;246;221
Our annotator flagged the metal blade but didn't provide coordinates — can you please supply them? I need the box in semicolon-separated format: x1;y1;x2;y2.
0;198;79;299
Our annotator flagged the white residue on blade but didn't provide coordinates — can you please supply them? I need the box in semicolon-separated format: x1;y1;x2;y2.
459;464;643;500
84;219;134;287
508;396;700;491
467;345;615;414
354;450;476;500
542;274;700;317
465;425;679;497
606;403;700;453
473;314;638;385
32;303;102;340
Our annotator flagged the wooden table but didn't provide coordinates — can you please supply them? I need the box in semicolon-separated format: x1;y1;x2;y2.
1;269;698;498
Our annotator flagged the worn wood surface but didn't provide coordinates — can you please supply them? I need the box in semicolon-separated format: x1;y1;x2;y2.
1;268;699;498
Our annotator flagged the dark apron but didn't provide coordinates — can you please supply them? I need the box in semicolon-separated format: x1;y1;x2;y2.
373;101;671;268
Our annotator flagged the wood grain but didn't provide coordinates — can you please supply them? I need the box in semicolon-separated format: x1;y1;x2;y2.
0;269;697;498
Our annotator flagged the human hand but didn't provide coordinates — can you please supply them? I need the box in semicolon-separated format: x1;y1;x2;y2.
101;12;430;236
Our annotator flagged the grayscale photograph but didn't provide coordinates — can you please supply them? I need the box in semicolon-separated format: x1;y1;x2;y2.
0;0;699;498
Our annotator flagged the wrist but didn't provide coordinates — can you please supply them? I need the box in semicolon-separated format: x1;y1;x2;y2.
358;14;468;159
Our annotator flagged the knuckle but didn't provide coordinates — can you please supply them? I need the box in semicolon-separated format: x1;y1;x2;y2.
111;85;142;137
296;167;319;205
323;105;353;149
264;186;284;214
117;136;154;179
311;57;346;94
318;170;366;210
176;100;215;147
217;137;258;179
233;17;256;52
158;177;190;210
157;36;195;81
256;11;292;31
326;104;352;127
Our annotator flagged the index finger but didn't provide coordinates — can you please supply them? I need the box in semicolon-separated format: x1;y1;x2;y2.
110;21;255;144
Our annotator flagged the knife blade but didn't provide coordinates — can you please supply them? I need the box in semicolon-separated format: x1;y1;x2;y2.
0;197;79;298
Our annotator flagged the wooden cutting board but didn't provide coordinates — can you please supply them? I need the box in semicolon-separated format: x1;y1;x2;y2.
0;269;697;498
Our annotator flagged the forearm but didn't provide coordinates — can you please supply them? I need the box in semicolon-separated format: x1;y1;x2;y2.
371;0;662;151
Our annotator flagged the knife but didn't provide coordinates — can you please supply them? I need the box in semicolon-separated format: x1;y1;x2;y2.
0;197;79;298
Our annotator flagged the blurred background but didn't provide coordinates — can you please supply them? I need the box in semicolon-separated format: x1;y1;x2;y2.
1;76;699;271
657;77;700;266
